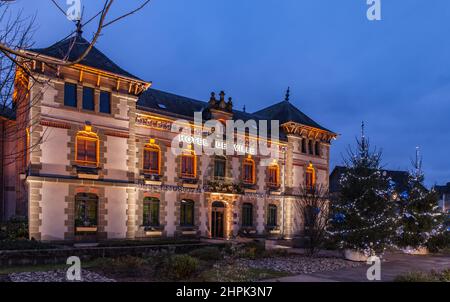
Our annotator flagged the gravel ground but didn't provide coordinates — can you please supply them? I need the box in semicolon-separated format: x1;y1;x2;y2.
236;255;363;275
9;269;115;282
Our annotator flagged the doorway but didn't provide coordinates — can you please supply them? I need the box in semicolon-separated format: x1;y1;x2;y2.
211;201;225;238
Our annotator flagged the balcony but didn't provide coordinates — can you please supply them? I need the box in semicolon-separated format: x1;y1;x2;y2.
142;173;162;185
75;165;100;180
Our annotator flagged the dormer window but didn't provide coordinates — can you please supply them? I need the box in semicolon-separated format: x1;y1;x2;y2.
75;125;99;167
143;140;161;175
243;156;255;184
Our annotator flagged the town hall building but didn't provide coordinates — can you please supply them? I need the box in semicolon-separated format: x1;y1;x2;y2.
0;34;336;242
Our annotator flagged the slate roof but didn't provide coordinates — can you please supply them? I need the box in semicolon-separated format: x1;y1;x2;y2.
137;89;334;138
329;165;410;194
29;36;334;136
254;100;333;133
435;183;450;195
28;36;142;81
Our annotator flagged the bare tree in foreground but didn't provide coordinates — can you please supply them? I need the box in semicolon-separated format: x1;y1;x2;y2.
298;184;330;256
0;0;151;164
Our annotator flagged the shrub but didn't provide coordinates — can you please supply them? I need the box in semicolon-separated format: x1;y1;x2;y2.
394;271;435;282
163;254;199;280
435;268;450;282
0;239;54;250
97;256;147;277
241;241;265;259
189;247;222;261
394;269;450;282
426;232;450;253
263;248;289;258
0;216;28;240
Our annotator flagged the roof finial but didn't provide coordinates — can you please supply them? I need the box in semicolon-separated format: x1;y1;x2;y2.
284;87;290;102
75;20;83;37
243;105;246;112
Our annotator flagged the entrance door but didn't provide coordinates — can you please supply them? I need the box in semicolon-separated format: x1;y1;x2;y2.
211;201;225;238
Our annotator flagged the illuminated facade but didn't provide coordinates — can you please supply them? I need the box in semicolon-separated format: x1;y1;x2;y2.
1;36;336;242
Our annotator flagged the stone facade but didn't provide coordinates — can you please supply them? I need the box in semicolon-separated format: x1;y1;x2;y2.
0;37;337;242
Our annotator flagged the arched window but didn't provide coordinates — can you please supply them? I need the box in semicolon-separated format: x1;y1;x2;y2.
75;193;98;231
268;164;280;188
242;203;253;227
306;163;316;189
267;204;277;227
75;125;99;167
315;141;320;156
143;197;160;227
180;199;195;226
214;156;226;178
243;157;255;184
181;149;197;178
143;140;161;175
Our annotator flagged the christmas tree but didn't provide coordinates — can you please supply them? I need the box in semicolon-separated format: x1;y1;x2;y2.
329;122;396;256
396;148;446;251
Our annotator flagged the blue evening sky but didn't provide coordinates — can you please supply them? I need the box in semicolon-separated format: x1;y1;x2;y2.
9;0;450;186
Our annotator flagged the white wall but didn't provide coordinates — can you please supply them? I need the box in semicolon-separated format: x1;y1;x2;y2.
105;187;128;238
164;191;176;236
104;136;128;180
41;127;70;176
40;182;68;241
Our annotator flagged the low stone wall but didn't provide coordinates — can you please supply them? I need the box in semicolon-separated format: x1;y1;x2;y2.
0;242;226;267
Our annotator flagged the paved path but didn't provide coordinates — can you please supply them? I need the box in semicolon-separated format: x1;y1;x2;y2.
267;253;450;282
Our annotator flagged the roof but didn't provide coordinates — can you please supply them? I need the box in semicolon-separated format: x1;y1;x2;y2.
329;165;410;193
28;35;142;81
137;89;333;139
435;183;450;195
254;100;334;133
28;36;334;136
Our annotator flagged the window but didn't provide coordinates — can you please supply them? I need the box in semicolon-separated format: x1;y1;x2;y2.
180;199;194;226
214;156;226;178
301;138;306;153
267;204;277;227
99;91;111;114
315;142;320;156
64;82;77;107
82;87;95;111
75;193;98;229
306;163;315;189
76;126;99;166
243;157;255;184
268;164;280;187
242;203;253;227
308;140;313;154
181;151;196;178
143;197;160;227
143;142;160;175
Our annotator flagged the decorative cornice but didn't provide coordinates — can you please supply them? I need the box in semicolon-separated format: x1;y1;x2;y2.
40;119;71;129
282;122;337;143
